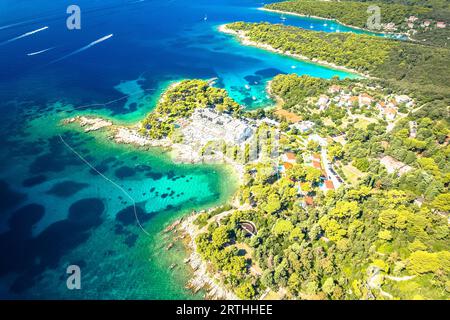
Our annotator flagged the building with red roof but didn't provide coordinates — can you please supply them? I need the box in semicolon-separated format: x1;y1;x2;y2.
312;160;322;169
304;196;314;206
324;180;335;190
282;152;297;163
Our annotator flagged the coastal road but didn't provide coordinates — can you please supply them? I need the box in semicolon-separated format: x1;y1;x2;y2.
321;146;342;189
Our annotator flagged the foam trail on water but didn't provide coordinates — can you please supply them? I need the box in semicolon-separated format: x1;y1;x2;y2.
0;26;49;45
49;34;113;64
0;22;27;31
88;33;114;46
27;47;54;56
0;17;42;31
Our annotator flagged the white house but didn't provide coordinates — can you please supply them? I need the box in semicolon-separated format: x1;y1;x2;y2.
291;121;315;133
187;108;254;145
317;95;330;111
359;93;374;106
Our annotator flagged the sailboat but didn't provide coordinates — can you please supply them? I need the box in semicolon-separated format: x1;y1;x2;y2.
204;15;208;21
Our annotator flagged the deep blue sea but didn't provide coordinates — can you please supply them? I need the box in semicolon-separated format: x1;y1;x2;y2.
0;0;383;299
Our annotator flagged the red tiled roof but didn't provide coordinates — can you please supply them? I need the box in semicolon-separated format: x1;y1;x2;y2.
325;180;335;190
305;196;314;206
285;152;296;160
283;162;294;170
312;161;322;169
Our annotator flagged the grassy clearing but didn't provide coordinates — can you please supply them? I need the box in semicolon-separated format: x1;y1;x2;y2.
341;164;365;185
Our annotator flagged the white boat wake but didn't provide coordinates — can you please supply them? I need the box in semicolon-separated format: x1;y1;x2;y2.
27;47;54;56
49;34;113;64
0;17;43;31
0;26;48;45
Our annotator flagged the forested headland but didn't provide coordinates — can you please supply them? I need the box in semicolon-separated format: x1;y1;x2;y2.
227;22;450;105
265;0;450;46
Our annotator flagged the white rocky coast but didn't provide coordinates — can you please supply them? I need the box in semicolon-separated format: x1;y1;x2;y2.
63;116;113;132
113;127;171;148
179;214;239;300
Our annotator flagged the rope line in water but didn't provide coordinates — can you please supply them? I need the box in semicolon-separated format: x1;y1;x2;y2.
57;87;159;238
58;134;152;237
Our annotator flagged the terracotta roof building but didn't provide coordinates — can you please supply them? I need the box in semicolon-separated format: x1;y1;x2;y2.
312;160;322;169
283;152;297;163
324;180;335;190
283;162;294;170
305;196;314;206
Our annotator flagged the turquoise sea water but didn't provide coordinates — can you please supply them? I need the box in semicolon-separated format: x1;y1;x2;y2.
0;0;383;299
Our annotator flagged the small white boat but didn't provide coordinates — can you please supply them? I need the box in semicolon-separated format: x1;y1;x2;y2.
245;84;251;90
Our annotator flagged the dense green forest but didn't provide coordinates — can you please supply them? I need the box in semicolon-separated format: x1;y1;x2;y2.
346;0;450;46
270;74;347;109
265;0;450;46
343;0;449;11
195;165;449;299
141;79;239;139
227;22;450;103
266;0;431;28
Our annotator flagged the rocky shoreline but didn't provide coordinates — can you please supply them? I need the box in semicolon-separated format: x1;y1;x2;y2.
62;114;246;182
167;213;239;300
63;116;113;132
